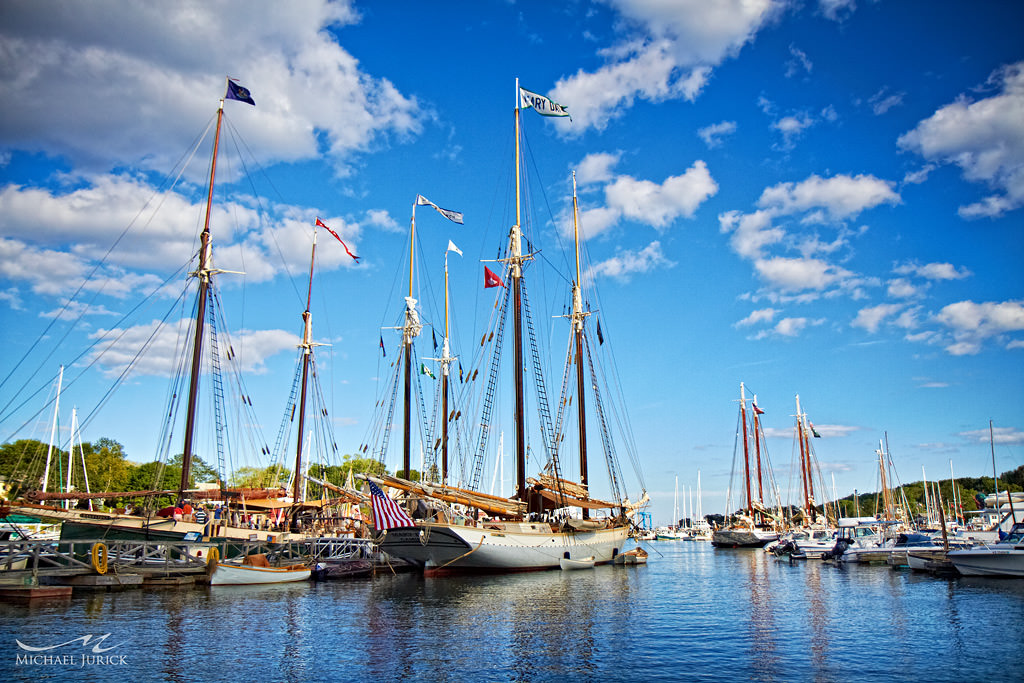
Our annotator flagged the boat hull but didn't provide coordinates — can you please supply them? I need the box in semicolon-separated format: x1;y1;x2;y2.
379;522;630;573
711;528;778;548
209;563;311;585
946;548;1024;577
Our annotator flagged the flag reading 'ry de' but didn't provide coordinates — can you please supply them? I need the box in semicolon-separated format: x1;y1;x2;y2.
519;87;569;118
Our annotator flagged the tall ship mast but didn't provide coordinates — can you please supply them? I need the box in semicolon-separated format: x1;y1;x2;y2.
374;79;647;572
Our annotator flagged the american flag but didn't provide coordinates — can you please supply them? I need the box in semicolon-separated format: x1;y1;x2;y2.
368;481;415;530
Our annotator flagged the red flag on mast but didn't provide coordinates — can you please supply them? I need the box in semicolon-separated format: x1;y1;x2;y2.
315;217;360;262
484;266;504;288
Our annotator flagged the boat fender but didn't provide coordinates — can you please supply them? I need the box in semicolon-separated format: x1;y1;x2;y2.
91;542;108;575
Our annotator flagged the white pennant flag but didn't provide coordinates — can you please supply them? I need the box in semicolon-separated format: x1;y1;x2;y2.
416;195;464;224
446;240;463;257
519;87;570;118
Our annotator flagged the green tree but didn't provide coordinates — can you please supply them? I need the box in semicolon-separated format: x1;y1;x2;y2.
0;439;65;496
229;465;290;488
81;437;130;495
339;454;390;479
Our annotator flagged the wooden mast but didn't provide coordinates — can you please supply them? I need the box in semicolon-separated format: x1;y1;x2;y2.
402;201;421;480
795;394;811;519
292;229;318;511
878;438;894;520
752;394;765;510
441;247;453;484
512;79;528;503
571;172;590;517
739;383;753;519
179;95;225;497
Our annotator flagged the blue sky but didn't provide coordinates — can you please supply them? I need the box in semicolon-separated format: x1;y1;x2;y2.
1;1;1022;524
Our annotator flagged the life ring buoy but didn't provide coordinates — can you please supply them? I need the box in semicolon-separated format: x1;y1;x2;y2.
91;542;108;575
206;546;220;566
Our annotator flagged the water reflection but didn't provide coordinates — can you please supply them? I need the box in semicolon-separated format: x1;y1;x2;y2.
743;549;779;682
1;544;1023;682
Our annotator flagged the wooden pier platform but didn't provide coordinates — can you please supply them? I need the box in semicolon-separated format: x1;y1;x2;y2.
0;585;73;603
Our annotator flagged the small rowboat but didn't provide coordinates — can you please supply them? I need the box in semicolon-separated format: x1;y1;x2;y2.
559;555;595;571
209;563;311;585
613;547;648;565
209;552;311;585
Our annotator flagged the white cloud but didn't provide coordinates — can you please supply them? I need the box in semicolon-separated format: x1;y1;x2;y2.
886;278;924;299
698;121;737;148
735;308;778;327
753;256;851;292
587;240;674;281
958;426;1024;445
569;159;718;240
935;299;1024;355
869;87;904;115
785;44;812;78
804;423;859;438
0;236;164;299
604;161;718;227
88;318;298;378
818;0;857;22
852;303;904;333
718;209;784;260
757;174;900;220
898;62;1024;219
771;316;820;337
893;261;972;281
576;206;623;241
902;165;935;185
721;174;898;302
0;1;421;176
550;1;781;133
0;177;363;302
576;152;622;186
773;113;815;148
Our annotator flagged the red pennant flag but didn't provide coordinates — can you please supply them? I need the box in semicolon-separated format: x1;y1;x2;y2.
484;266;504;288
315;217;360;262
753;403;765;415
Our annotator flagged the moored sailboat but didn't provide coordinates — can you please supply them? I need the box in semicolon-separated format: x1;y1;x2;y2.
7;80;363;548
712;384;781;548
374;81;646;573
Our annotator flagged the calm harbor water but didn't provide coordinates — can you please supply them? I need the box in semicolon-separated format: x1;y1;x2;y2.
2;542;1022;682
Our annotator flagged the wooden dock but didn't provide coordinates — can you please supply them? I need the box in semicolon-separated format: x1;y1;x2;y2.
0;536;384;600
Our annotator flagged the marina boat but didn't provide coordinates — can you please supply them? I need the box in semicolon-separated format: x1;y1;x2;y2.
655;526;687;541
560;555;596;571
785;527;838;560
946;523;1024;577
712;522;779;549
613;547;648;565
886;532;944;568
374;81;646;573
906;548;957;574
6;81;366;547
209;554;311;586
712;384;781;548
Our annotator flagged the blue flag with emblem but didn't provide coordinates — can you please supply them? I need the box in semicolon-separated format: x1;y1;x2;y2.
225;79;255;105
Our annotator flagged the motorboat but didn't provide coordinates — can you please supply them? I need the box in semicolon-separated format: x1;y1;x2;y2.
946;523;1024;577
